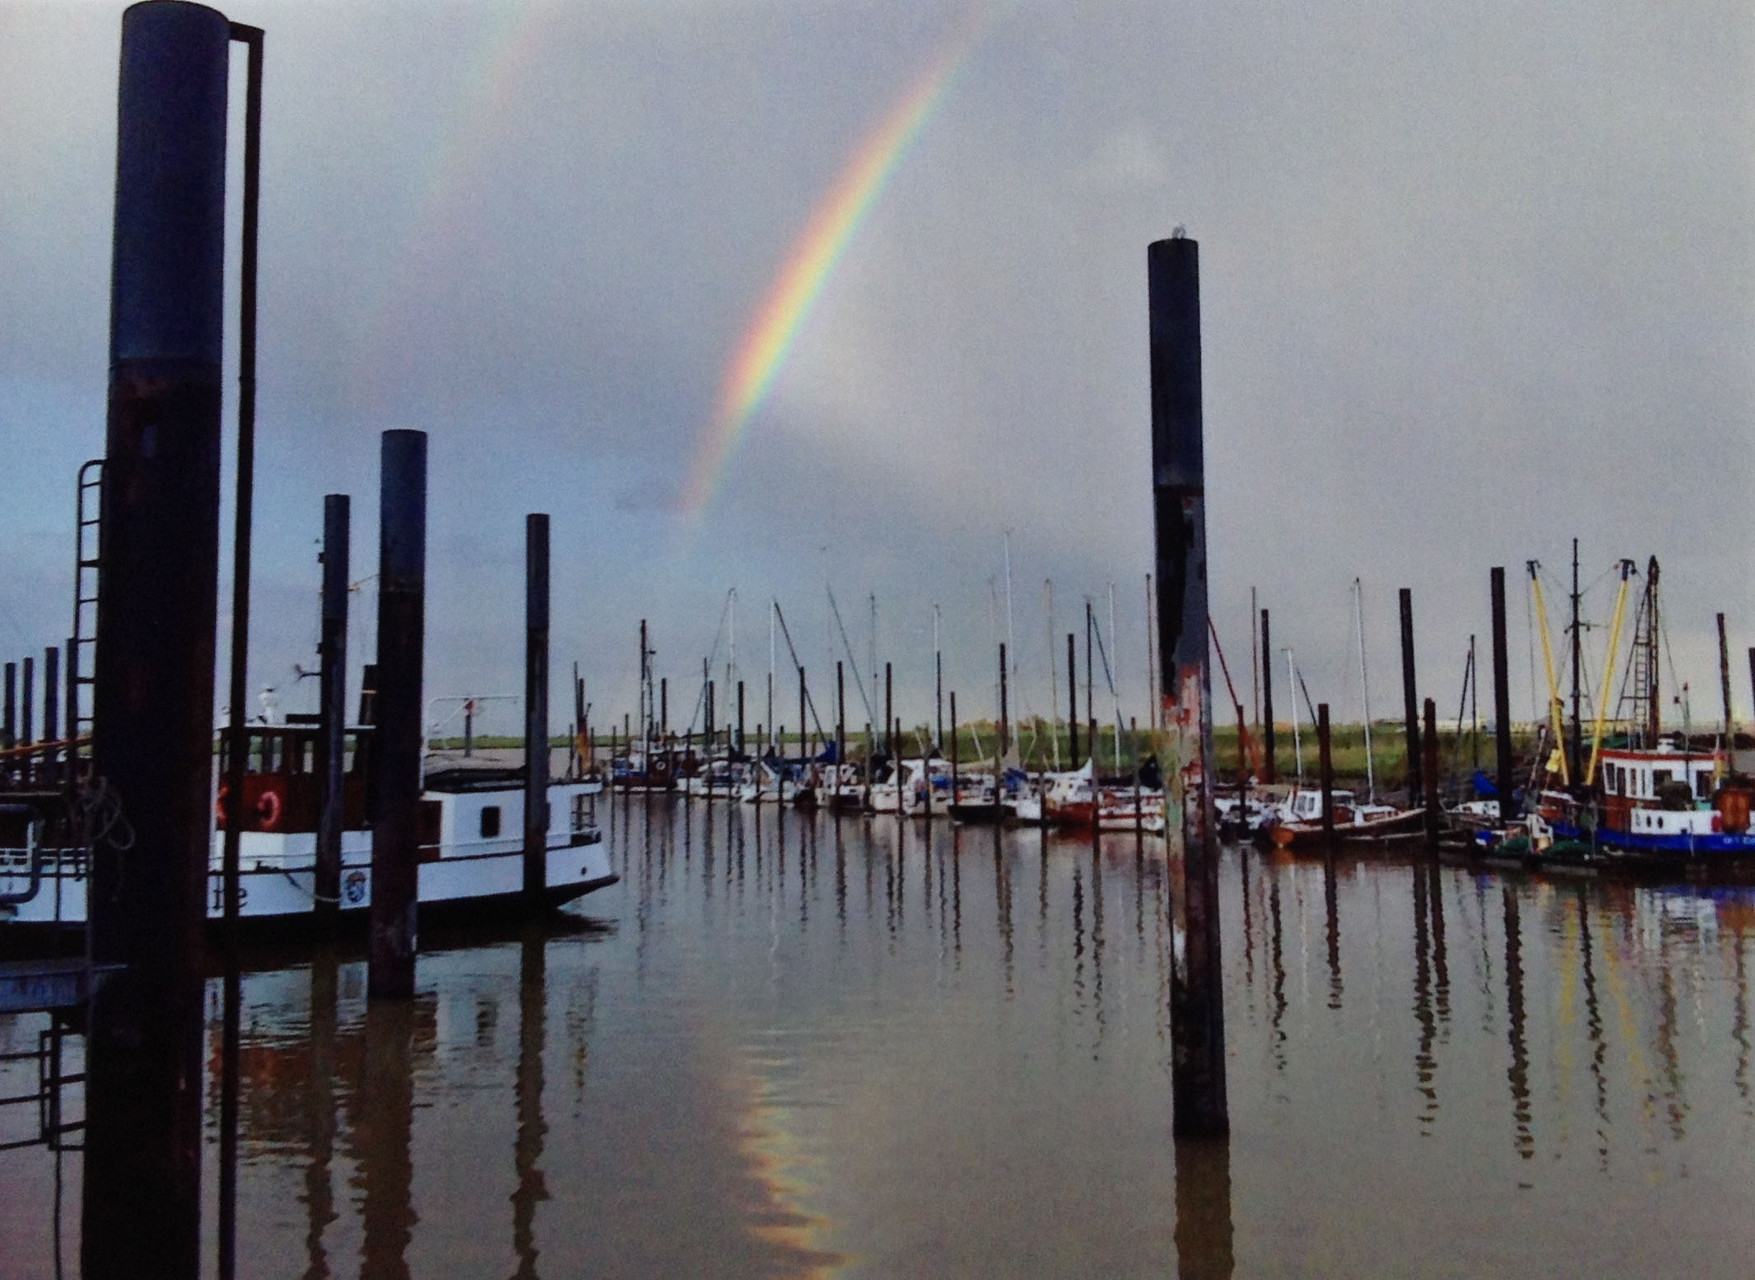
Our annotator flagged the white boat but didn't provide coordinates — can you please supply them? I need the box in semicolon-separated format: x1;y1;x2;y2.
0;726;616;937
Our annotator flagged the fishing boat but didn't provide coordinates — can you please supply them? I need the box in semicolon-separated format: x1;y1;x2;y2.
0;722;616;939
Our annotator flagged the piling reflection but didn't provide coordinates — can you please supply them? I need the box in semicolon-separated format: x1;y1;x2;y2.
511;929;546;1279
354;996;423;1280
1173;1136;1234;1280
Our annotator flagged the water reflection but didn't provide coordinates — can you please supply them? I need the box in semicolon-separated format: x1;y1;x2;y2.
13;804;1755;1274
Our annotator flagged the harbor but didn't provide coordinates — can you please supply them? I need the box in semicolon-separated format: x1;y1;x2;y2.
10;803;1755;1275
6;0;1755;1275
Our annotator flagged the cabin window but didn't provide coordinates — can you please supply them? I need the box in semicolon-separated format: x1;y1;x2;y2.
480;806;502;839
1652;769;1671;794
1603;764;1617;795
1697;771;1713;799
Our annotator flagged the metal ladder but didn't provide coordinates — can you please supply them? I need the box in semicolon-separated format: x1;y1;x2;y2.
66;459;103;782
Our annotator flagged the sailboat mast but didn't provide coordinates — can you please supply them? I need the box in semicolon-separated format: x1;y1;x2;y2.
1004;531;1017;692
1145;573;1156;749
1287;647;1303;784
1355;578;1375;803
768;600;776;753
1108;581;1122;771
934;603;943;751
1569;537;1582;783
1046;581;1060;769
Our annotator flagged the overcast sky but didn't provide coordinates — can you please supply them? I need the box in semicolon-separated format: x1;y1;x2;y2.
2;0;1751;745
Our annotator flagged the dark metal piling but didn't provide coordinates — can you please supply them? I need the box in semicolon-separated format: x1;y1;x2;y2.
1149;233;1228;1138
737;679;746;756
1399;588;1422;806
1317;703;1335;846
1260;610;1275;784
369;429;427;1000
885;661;893;759
42;647;59;783
951;691;960;803
2;662;13;773
1423;697;1441;847
84;5;231;1273
1491;568;1517;821
523;513;550;907
315;494;349;928
1719;614;1733;744
20;656;33;784
1068;633;1079;763
998;644;1008;757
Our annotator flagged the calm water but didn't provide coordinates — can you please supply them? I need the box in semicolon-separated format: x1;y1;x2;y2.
7;798;1755;1276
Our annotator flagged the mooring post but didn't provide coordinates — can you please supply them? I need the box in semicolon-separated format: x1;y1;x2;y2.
315;494;349;929
1399;588;1422;806
885;661;894;759
951;691;960;804
369;429;427;1000
1150;232;1228;1138
1260;609;1275;785
998;644;1009;757
523;513;550;908
737;679;746;756
1067;633;1079;763
1719;614;1733;744
2;662;14;779
20;656;33;785
1423;697;1441;848
42;647;60;784
835;661;847;781
64;637;78;786
84;5;231;1273
1318;703;1335;846
1491;568;1517;821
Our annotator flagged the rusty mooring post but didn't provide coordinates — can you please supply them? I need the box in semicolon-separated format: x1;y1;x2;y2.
84;5;231;1274
369;429;427;999
315;494;349;928
1260;609;1275;785
523;514;550;907
1149;233;1228;1138
1491;568;1517;821
1318;703;1335;846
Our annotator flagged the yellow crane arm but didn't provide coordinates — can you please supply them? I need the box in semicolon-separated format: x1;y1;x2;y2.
1529;563;1570;786
1585;560;1634;787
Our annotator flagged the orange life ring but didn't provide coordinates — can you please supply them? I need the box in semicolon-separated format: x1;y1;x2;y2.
256;786;283;831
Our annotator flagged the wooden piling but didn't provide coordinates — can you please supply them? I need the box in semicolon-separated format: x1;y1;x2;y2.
1318;703;1335;846
368;429;427;1000
1399;588;1422;806
1149;232;1228;1138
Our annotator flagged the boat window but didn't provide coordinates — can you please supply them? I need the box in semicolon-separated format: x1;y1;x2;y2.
1697;771;1713;798
1652;769;1671;793
480;806;501;839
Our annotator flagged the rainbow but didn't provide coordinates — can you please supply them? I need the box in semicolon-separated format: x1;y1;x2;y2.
680;17;986;520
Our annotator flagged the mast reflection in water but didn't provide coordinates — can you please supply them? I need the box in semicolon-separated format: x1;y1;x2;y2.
7;805;1755;1274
